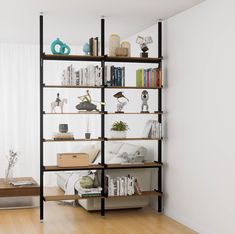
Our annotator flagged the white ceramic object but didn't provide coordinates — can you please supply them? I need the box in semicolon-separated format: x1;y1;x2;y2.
121;41;131;57
109;34;120;56
110;130;127;139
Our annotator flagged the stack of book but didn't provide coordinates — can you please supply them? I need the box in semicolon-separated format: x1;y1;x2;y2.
61;64;102;86
77;186;102;198
136;68;162;88
53;132;74;141
105;175;142;196
142;120;162;138
89;37;99;56
105;65;125;87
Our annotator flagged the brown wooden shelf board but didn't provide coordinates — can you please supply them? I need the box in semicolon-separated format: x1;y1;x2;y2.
106;86;162;89
107;138;162;141
43;85;103;89
107;191;162;199
43;54;103;62
44;187;102;201
106;112;163;115
43;138;104;142
105;56;162;64
44;164;103;171
106;162;162;169
44;112;104;115
42;54;162;64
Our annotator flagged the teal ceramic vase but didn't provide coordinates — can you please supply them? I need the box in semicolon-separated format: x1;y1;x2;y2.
83;42;90;55
51;38;71;55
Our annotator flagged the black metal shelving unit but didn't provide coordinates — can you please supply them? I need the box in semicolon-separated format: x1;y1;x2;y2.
39;15;163;221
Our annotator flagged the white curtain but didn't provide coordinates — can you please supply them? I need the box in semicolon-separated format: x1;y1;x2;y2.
0;43;40;181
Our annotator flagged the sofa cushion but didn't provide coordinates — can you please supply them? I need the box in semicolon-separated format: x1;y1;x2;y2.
118;143;147;156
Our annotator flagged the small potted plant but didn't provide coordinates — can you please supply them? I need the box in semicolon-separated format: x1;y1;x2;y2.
110;121;129;138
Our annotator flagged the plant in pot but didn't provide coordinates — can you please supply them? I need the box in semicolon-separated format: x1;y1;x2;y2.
110;121;129;138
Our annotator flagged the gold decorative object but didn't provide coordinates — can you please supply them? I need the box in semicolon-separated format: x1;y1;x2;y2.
115;47;128;57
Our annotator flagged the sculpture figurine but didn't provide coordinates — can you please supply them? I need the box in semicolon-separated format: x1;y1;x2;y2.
51;93;68;113
76;90;105;112
51;38;71;55
113;92;129;113
136;36;153;57
141;90;149;113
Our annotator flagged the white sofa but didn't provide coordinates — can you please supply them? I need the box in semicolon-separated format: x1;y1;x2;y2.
57;142;152;211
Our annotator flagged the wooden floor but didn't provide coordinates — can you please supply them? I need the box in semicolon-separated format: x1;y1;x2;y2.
0;202;196;234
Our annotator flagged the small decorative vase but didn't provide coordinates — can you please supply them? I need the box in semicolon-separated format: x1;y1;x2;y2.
5;167;14;183
121;41;131;57
110;130;127;139
83;43;90;55
85;133;91;139
59;124;68;133
51;38;71;55
109;34;120;56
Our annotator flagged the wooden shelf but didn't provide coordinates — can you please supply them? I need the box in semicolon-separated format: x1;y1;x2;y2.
44;164;103;171
43;54;103;62
105;56;162;64
44;162;162;172
106;112;162;115
43;138;104;142
106;86;162;90
107;191;162;198
106;162;162;169
43;187;161;202
43;112;162;115
43;84;103;89
44;187;102;201
42;54;162;64
44;111;104;115
107;137;162;141
43;84;162;90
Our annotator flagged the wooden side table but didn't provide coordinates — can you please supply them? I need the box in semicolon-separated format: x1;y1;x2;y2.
0;177;40;197
0;177;40;209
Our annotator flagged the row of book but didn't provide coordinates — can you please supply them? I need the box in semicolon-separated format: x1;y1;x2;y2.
61;64;102;86
136;68;162;88
89;37;99;56
105;175;142;196
105;66;125;87
61;64;125;87
142;120;162;138
77;186;102;198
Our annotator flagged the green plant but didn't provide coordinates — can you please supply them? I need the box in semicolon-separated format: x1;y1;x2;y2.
111;121;129;131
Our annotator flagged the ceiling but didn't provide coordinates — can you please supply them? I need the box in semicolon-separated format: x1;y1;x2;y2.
0;0;204;45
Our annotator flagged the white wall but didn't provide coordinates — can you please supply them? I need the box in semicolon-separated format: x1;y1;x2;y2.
164;0;235;233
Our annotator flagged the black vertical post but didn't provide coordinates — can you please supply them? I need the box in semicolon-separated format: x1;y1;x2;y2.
157;20;163;213
39;14;44;222
100;17;105;216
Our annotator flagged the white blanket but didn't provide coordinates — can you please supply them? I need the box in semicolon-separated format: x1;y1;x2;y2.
64;170;94;196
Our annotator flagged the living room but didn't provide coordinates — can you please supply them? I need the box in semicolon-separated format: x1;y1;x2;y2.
0;0;234;233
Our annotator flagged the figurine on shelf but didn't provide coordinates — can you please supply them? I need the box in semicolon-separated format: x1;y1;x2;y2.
113;92;129;113
136;36;153;57
83;42;91;55
51;93;68;113
51;38;71;55
76;90;105;112
141;90;149;113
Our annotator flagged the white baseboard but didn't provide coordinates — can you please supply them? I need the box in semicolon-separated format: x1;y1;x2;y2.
164;208;217;234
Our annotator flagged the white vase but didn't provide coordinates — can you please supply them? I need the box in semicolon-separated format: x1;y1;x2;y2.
109;34;120;56
110;130;127;139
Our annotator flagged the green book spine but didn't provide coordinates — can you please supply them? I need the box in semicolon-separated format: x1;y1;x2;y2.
136;69;141;87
